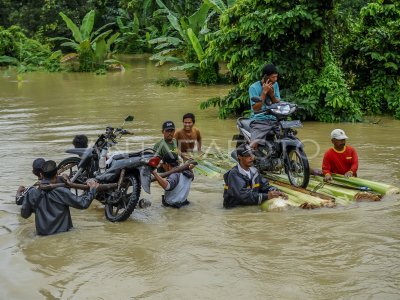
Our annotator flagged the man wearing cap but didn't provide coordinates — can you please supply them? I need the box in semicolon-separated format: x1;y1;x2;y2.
249;64;281;151
322;129;359;182
153;121;178;164
223;144;287;208
21;160;99;236
151;152;195;208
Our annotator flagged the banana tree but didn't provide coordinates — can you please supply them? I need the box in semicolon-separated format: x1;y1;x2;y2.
52;10;120;72
205;0;237;13
149;0;219;84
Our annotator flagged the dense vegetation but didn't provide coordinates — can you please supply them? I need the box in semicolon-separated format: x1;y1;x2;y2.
0;0;399;120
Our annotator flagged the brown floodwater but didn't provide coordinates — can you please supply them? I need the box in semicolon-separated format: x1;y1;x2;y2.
1;56;399;299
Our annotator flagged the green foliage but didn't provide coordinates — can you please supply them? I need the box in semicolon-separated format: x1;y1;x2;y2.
156;77;188;87
343;1;400;119
294;51;362;122
201;0;394;122
0;25;60;72
149;0;219;84
115;10;153;53
53;10;121;72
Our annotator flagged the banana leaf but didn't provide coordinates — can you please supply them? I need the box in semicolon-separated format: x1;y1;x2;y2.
205;0;227;14
170;63;199;71
59;12;83;43
80;10;95;40
187;28;204;61
149;36;183;46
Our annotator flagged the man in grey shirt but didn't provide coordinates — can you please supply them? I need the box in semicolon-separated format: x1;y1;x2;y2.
21;160;99;236
151;152;195;208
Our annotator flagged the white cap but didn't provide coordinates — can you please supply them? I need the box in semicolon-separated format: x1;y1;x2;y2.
331;129;348;140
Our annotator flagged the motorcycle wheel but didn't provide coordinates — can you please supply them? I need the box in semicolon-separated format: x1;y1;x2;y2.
104;175;140;222
284;147;310;188
57;157;88;195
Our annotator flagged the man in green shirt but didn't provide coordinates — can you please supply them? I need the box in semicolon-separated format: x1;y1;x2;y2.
153;121;178;170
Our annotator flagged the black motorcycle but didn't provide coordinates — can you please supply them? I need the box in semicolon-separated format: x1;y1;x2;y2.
57;116;160;222
233;99;310;188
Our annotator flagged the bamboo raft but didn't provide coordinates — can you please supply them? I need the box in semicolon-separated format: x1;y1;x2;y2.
193;154;399;212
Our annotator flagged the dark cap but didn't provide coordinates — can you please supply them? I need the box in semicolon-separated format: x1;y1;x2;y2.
42;160;58;179
236;144;254;157
162;152;179;166
162;121;175;131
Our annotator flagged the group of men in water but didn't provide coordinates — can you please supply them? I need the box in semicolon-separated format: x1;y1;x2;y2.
16;63;359;236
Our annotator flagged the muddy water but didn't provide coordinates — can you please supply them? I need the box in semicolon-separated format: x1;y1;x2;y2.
1;56;399;299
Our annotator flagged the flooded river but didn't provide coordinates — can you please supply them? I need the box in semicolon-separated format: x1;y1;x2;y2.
1;56;399;299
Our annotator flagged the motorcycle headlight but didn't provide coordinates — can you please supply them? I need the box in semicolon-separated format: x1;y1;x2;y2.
271;104;291;115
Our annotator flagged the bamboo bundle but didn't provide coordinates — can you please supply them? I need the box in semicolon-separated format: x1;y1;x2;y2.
193;164;221;177
332;175;399;196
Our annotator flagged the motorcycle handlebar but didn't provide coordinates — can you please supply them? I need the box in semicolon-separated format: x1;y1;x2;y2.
111;128;134;135
253;102;297;115
121;129;134;135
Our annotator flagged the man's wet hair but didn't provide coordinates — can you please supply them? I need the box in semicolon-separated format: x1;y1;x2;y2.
42;160;58;179
32;158;45;177
72;134;88;148
162;152;180;167
182;113;195;124
261;64;278;77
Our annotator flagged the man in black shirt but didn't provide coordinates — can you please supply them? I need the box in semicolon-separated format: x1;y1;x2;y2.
223;144;286;208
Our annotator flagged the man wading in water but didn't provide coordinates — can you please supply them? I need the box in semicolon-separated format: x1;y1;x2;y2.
21;160;99;236
223;144;287;208
151;152;195;208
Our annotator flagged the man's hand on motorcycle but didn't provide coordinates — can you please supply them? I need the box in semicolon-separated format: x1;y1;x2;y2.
86;179;99;189
61;174;70;183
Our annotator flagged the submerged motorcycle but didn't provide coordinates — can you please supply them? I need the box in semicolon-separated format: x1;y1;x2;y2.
57;116;160;222
233;98;310;188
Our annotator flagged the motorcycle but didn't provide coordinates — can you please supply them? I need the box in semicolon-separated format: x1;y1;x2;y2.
233;98;310;188
57;116;160;222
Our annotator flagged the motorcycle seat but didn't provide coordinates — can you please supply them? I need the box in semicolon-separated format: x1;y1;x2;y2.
238;118;252;131
112;149;155;161
112;152;141;160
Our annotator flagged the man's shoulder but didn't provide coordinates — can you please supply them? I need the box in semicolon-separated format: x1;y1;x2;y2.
346;145;357;152
226;165;241;176
249;80;261;89
174;129;184;137
26;187;42;198
153;138;165;148
249;166;260;175
324;147;335;155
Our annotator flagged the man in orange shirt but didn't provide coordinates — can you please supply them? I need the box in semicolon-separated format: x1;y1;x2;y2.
322;129;359;182
174;113;202;160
